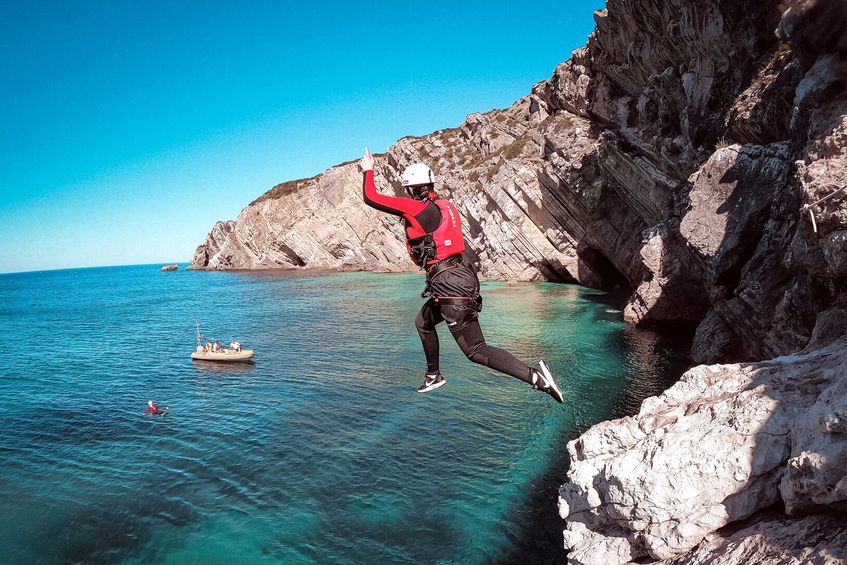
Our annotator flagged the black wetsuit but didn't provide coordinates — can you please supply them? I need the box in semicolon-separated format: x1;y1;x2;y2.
362;170;534;384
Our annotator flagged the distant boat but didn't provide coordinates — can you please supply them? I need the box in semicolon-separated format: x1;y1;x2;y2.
191;349;255;362
192;321;254;362
161;264;179;271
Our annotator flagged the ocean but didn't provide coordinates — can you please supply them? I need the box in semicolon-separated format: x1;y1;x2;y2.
0;264;687;564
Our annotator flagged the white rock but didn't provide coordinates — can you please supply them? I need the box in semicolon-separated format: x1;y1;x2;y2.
560;338;847;564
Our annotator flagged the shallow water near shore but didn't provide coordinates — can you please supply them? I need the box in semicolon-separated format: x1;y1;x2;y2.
0;265;687;564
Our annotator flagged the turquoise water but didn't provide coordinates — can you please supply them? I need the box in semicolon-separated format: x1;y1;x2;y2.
0;265;685;564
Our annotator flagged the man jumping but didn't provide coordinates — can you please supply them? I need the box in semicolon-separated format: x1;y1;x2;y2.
359;148;564;403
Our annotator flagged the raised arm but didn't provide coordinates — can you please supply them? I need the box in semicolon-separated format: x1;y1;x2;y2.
360;148;425;217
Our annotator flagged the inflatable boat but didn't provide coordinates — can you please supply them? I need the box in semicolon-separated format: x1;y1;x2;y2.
191;349;255;362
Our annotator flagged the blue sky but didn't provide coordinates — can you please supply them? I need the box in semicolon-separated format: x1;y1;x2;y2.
0;0;604;273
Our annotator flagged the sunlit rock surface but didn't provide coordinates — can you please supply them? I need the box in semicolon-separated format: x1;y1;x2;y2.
665;512;847;565
555;0;847;562
560;337;847;563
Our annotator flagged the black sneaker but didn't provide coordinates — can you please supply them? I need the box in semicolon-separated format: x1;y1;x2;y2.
532;360;564;403
417;372;446;393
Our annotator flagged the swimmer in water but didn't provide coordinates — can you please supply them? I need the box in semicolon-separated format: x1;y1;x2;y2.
145;400;167;415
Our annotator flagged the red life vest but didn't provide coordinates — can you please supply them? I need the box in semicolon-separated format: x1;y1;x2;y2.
407;199;465;267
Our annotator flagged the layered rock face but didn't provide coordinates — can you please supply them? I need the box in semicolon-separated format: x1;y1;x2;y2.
552;0;847;562
191;99;607;284
191;0;845;368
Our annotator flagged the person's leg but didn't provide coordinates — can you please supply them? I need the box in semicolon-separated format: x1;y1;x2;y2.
414;299;443;375
449;316;534;384
428;261;562;401
443;305;564;402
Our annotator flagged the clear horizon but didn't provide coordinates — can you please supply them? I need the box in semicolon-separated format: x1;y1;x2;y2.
1;0;604;274
0;261;191;277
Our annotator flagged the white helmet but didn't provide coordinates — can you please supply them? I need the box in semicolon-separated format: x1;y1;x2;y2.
401;163;435;187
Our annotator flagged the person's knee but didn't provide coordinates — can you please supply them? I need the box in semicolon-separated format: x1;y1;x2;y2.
467;350;486;365
460;341;486;364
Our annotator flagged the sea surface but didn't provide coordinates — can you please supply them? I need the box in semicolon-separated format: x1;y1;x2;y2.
0;264;688;564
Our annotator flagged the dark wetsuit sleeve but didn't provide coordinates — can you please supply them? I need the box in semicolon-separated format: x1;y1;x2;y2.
362;170;425;217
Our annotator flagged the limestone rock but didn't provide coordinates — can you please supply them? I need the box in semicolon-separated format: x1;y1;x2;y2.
623;223;708;325
666;512;847;565
807;306;847;351
189;220;236;270
780;368;847;515
679;144;790;290
191;98;610;283
560;337;847;564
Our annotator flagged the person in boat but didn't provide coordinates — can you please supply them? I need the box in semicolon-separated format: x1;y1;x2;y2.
212;340;221;352
204;341;213;353
229;339;242;352
145;400;166;415
358;148;564;402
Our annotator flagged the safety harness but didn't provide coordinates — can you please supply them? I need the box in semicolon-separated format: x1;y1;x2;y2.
420;255;483;312
407;198;479;310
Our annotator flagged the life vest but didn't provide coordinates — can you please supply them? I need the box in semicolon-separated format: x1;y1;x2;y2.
407;199;465;267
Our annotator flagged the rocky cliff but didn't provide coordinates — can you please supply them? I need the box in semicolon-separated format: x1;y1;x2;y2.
191;0;847;561
548;0;847;561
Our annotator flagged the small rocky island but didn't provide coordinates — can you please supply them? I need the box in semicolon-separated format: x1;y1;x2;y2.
190;0;846;561
160;264;179;271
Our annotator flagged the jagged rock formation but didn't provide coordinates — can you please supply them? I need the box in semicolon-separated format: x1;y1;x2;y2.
665;512;847;564
552;0;847;562
190;99;607;284
560;336;847;564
